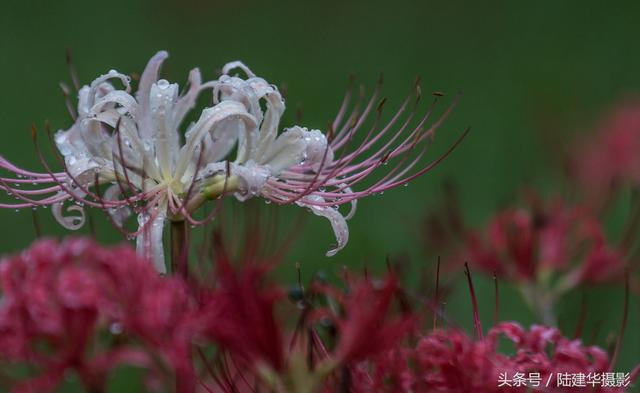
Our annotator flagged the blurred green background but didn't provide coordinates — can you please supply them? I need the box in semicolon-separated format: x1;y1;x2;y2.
0;0;638;389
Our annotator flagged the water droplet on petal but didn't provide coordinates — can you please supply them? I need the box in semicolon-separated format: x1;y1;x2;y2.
109;322;123;335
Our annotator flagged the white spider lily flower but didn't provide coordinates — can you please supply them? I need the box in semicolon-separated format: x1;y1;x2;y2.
0;51;256;272
0;51;463;271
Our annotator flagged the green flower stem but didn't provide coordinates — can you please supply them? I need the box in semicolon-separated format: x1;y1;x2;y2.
170;219;188;278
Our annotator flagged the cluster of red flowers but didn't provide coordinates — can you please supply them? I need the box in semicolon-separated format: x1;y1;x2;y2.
422;99;640;327
0;238;195;392
343;322;629;393
0;237;637;392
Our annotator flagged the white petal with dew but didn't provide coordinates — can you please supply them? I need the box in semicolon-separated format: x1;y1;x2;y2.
55;124;90;159
136;51;169;140
150;80;180;178
171;68;202;131
201;116;248;163
302;129;334;170
260;126;308;175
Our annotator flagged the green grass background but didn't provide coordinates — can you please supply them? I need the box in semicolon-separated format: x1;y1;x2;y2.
0;0;638;390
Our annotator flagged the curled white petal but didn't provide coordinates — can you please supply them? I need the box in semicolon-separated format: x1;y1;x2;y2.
89;90;138;117
175;101;257;180
136;208;167;274
88;71;132;107
52;202;86;230
136;51;169;140
298;196;349;257
340;185;358;220
222;61;256;78
172;68;202;130
64;156;104;185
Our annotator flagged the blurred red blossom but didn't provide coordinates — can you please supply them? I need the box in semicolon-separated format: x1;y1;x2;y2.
340;322;636;393
572;99;640;203
196;244;285;374
466;194;626;288
331;277;415;364
0;237;180;392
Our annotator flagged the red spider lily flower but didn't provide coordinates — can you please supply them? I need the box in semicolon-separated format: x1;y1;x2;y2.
465;195;626;288
572;99;640;203
314;276;415;365
195;245;285;375
0;238;169;392
333;322;637;393
407;322;633;393
0;51;464;272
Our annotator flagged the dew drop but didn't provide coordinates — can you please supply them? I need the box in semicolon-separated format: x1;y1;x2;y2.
109;322;123;335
